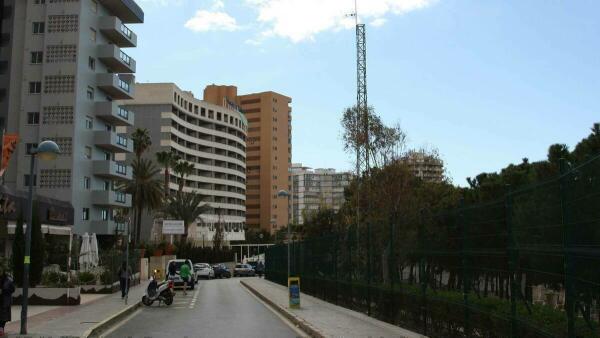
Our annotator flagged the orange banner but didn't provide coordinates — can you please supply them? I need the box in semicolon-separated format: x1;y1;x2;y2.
0;134;18;177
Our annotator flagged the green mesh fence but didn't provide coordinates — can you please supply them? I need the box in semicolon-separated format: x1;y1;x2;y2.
266;156;600;338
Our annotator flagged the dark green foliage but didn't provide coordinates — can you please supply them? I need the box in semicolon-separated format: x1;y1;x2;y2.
144;241;235;264
78;271;96;285
12;212;24;286
30;205;45;287
41;271;70;288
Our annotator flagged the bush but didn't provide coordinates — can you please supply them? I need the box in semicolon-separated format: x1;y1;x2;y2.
78;271;96;285
100;270;114;285
41;271;70;288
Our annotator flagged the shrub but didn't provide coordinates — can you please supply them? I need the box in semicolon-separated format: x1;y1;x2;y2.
100;270;114;285
78;271;96;285
41;271;69;288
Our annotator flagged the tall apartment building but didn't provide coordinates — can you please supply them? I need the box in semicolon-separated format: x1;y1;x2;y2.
124;83;247;243
400;150;444;182
203;85;291;234
1;0;143;236
290;164;352;225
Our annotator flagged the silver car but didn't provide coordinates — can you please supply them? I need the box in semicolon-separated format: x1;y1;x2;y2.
233;263;255;277
194;263;214;280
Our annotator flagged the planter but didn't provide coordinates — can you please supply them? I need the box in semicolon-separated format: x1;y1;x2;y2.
153;249;163;256
13;287;81;306
80;273;142;294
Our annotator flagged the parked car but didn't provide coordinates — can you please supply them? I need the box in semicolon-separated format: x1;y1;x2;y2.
166;259;196;289
212;264;231;279
233;263;255;277
194;263;214;280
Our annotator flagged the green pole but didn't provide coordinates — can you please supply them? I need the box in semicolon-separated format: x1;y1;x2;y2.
334;234;338;305
348;224;353;310
389;215;395;322
560;159;575;338
419;210;427;335
460;199;470;337
506;186;517;337
367;221;372;316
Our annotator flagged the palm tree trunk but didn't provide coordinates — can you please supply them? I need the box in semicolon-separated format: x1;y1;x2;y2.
178;176;184;192
164;168;170;197
136;205;143;244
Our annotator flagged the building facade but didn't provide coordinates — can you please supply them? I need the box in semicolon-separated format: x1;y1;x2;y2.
203;85;291;234
1;0;143;236
290;164;352;225
124;83;247;244
400;150;444;182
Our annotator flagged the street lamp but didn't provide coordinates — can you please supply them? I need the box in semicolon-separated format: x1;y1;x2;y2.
114;214;131;305
277;190;291;279
21;140;60;334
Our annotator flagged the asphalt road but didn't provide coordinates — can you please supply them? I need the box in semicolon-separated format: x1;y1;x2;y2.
104;277;301;338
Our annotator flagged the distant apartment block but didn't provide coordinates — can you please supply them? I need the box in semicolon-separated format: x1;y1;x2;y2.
204;85;291;234
1;0;143;236
290;164;352;225
400;150;444;182
124;83;247;244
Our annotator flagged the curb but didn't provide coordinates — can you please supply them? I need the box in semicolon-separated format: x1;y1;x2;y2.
240;280;325;338
81;301;141;338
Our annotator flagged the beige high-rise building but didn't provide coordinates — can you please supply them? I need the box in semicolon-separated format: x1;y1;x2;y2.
204;85;291;234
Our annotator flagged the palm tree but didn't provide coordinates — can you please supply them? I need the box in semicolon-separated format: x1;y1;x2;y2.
120;158;163;243
156;151;180;197
173;160;195;192
163;191;210;241
131;128;152;161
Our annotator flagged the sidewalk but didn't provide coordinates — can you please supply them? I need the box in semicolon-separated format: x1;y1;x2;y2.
6;282;147;337
241;278;426;338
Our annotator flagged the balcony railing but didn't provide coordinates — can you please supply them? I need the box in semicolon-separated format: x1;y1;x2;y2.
118;79;130;92
116;163;127;175
118;107;129;119
119;50;131;65
117;135;128;147
116;192;127;204
120;23;132;38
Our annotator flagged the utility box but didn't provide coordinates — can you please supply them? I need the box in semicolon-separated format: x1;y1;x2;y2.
288;277;300;309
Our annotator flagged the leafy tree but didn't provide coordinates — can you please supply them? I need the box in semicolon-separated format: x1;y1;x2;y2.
12;212;24;286
163;191;210;242
571;123;600;164
119;158;163;243
173;160;195;192
156;151;180;197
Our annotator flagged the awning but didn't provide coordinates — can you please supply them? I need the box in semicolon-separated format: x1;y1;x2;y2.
7;221;72;236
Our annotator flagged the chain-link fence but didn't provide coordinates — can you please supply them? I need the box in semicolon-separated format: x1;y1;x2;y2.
266;156;600;338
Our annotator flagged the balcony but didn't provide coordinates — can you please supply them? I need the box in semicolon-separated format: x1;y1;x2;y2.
98;0;144;24
92;190;132;208
90;219;125;235
97;73;134;100
94;130;133;153
99;16;137;47
93;160;133;181
95;101;134;126
98;45;136;73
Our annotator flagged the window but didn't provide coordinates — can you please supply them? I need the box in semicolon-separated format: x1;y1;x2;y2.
26;143;38;155
82;208;90;221
101;209;109;221
34;0;46;4
91;0;98;13
33;22;45;34
83;176;90;190
29;82;42;94
88;57;95;70
24;175;37;187
86;86;94;100
103;180;110;191
217;112;222;121
30;52;43;64
90;28;96;42
84;146;92;159
85;116;93;129
27;112;40;125
116;192;126;203
104;151;111;160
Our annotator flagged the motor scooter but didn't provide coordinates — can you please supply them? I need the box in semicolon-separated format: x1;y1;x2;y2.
142;272;174;306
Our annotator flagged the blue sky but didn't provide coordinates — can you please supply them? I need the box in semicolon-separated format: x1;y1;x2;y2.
131;0;600;185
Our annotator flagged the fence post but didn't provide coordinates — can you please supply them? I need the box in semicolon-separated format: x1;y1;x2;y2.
460;199;470;337
334;234;338;305
367;221;372;316
560;159;575;338
419;210;427;335
506;185;517;337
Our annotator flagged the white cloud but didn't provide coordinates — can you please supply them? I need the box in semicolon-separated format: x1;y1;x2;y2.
246;0;436;43
185;1;239;33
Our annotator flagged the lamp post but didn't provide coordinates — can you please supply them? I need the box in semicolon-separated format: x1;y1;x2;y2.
21;140;60;334
277;190;291;279
115;214;131;305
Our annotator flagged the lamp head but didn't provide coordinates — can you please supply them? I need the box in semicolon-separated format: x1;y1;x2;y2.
35;140;61;161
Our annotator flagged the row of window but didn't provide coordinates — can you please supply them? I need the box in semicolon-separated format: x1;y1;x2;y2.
173;93;247;132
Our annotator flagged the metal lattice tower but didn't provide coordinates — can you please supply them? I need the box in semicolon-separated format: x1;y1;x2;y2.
356;23;368;174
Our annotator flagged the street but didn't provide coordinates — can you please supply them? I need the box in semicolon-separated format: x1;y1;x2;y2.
105;277;302;338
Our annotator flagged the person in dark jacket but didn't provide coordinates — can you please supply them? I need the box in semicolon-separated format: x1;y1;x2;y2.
0;270;15;336
118;262;131;299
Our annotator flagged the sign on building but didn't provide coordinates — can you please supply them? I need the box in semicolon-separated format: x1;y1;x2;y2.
162;220;185;235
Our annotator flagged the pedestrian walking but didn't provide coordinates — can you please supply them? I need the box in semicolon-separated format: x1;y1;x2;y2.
180;262;191;296
0;268;15;336
256;261;265;278
119;262;131;299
